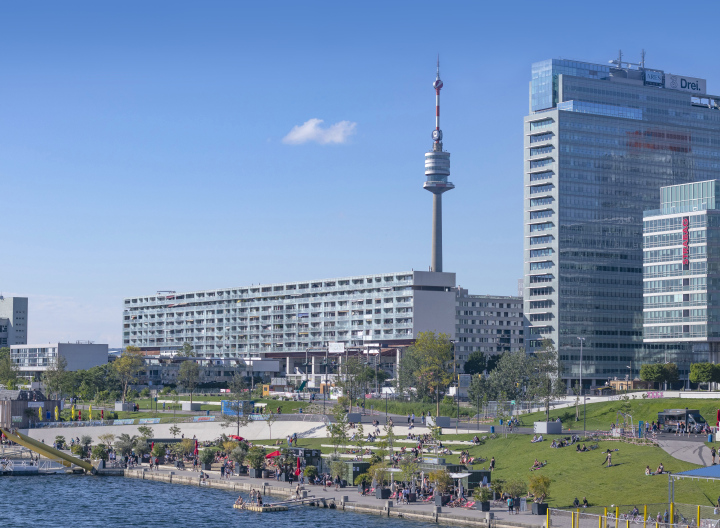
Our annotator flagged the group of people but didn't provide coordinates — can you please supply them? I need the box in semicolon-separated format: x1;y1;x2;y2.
645;463;665;475
234;488;264;509
530;458;547;471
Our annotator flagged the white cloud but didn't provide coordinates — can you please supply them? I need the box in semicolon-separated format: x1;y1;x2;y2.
282;118;356;145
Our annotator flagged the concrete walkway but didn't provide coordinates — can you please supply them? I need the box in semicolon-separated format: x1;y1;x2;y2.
657;439;712;466
121;464;546;528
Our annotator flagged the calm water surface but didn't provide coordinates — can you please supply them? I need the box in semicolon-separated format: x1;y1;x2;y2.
0;475;448;528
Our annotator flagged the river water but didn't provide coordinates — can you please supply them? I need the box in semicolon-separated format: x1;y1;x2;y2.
0;475;446;528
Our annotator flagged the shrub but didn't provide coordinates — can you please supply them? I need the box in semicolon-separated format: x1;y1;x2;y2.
475;486;492;502
54;436;66;448
140;388;151;398
70;445;84;457
230;446;248;466
529;474;551;501
304;465;318;480
151;443;166;458
354;472;371;486
330;460;345;480
91;445;108;461
428;469;452;493
199;449;215;465
246;446;267;470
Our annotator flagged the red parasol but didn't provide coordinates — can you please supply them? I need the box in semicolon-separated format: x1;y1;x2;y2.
194;439;198;456
294;457;301;476
230;435;244;441
151;441;154;451
265;450;281;458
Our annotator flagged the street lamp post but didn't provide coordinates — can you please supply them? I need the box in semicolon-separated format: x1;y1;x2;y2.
577;337;586;438
450;340;458;433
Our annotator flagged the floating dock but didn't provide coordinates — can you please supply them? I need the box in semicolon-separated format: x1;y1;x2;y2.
234;504;288;512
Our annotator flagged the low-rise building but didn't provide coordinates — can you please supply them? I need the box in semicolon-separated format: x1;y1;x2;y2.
11;342;108;380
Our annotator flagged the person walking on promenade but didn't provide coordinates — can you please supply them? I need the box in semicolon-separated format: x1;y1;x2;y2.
712;447;717;466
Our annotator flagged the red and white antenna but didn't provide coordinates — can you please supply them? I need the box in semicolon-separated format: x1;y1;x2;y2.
432;55;444;146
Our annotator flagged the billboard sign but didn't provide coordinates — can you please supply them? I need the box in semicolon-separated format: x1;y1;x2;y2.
666;74;706;94
644;70;663;86
328;342;345;354
683;217;690;270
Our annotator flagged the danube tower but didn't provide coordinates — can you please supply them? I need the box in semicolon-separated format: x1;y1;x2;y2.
424;58;454;272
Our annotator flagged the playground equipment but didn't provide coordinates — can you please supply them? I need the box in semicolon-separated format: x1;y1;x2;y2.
0;428;96;474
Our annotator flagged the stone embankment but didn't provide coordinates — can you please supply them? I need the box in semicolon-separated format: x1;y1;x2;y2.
118;468;544;528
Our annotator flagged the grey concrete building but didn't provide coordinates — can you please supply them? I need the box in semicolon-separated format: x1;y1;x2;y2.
455;290;524;371
123;271;456;378
11;342;108;380
0;296;28;346
524;56;720;387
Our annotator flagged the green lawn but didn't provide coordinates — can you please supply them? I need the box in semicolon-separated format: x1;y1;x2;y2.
507;398;719;432
258;432;718;508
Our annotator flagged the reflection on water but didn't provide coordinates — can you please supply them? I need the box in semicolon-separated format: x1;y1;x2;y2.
0;475;447;528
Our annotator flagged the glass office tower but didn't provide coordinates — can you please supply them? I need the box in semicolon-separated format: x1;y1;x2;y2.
524;57;720;387
643;180;720;366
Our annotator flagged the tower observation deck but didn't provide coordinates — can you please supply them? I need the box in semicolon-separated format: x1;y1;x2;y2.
424;58;454;273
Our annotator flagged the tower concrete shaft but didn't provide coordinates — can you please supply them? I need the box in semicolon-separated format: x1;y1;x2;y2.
423;57;453;272
432;192;443;272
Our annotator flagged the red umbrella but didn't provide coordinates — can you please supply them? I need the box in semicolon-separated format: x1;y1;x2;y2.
294;456;301;476
151;441;154;451
230;435;244;441
265;450;281;458
194;439;198;456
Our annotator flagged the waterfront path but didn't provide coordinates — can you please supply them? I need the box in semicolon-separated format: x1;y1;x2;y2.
656;439;712;466
120;464;546;528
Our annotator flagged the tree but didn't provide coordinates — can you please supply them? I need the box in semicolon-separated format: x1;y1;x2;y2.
327;405;349;453
663;363;680;387
151;443;166;458
230;445;248;467
336;357;369;408
529;474;551;502
398;331;453;415
428;469;452;493
640;364;663;387
115;433;138;457
137;425;154;439
690;363;714;388
220;373;251;436
527;340;566;421
0;347;18;386
177;361;200;404
464;350;501;376
113;347;145;403
487;349;534;402
246;446;267;471
98;433;115;449
43;356;69;399
169;425;181;439
177;342;195;357
468;375;490;406
264;412;278;439
398;452;418;486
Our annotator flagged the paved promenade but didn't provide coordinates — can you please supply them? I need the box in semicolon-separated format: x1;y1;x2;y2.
656;439;712;466
120;464;546;528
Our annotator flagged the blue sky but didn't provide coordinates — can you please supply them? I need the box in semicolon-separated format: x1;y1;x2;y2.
2;1;719;347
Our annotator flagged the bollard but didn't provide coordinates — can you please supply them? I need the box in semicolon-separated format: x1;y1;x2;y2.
302;490;308;499
341;496;348;504
486;512;494;522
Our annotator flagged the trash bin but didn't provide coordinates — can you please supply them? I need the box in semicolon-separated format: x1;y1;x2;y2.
206;410;210;416
499;419;503;426
709;433;713;443
490;426;495;434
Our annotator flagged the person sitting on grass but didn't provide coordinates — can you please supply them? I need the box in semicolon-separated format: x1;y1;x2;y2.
551;439;558;448
532;434;538;442
530;459;541;470
573;497;580;508
583;497;589;508
656;463;664;474
645;466;651;476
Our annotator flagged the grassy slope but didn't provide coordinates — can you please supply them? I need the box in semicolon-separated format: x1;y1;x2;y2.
262;433;716;508
509;398;719;431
